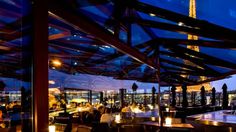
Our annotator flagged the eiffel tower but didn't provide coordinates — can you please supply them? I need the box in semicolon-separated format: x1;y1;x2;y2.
177;0;211;92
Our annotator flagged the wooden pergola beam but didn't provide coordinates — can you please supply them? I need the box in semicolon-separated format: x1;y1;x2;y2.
133;1;236;42
157;38;236;49
49;0;157;69
140;38;236;49
126;17;236;42
160;51;221;76
167;45;236;69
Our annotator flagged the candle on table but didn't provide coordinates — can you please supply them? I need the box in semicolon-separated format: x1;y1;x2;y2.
165;117;172;126
49;125;56;132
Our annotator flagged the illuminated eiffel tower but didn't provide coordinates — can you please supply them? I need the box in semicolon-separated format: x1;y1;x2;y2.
178;0;211;92
188;0;199;51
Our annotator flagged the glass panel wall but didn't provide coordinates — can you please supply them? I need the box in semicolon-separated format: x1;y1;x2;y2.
0;0;33;131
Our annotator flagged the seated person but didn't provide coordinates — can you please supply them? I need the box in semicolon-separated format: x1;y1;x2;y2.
49;104;57;111
121;103;131;113
0;110;6;128
83;103;93;113
76;103;83;112
93;106;104;122
100;108;114;126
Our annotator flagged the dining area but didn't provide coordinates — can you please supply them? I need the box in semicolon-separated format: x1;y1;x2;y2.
48;100;195;132
1;0;236;131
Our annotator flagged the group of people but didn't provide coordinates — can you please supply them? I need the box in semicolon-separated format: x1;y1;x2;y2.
0;110;6;128
50;100;156;127
121;102;151;113
0;101;21;129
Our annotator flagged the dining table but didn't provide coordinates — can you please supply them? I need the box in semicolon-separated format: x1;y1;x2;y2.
138;121;194;132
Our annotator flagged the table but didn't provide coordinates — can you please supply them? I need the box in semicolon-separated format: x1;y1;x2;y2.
187;110;236;127
139;121;194;132
140;121;194;128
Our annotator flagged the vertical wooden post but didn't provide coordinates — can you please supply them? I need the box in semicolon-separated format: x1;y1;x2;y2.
182;84;188;108
120;89;125;108
100;92;103;103
152;86;156;107
155;45;162;127
32;0;48;131
212;87;216;106
171;86;176;107
89;90;92;104
179;92;181;106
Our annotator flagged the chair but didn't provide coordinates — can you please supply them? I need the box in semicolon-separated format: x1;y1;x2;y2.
54;115;72;132
82;111;93;124
175;111;186;123
77;125;92;132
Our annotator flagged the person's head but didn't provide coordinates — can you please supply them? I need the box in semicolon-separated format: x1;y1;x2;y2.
132;102;137;107
86;102;91;107
105;108;111;114
52;104;57;109
98;106;105;114
122;102;128;108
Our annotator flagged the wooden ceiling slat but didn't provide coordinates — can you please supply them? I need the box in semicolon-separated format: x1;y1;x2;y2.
167;45;236;69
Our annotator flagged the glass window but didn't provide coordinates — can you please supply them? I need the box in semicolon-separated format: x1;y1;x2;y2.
0;0;33;131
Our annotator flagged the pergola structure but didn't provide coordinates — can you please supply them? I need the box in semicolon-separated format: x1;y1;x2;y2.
1;0;236;131
1;0;236;86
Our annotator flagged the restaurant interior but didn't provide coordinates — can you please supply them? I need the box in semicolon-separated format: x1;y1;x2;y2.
0;0;236;132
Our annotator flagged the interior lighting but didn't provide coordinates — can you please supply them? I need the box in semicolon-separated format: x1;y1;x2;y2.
49;125;56;132
151;116;156;121
49;80;55;85
165;117;172;126
103;45;111;48
0;46;10;51
52;60;62;67
178;22;184;26
115;114;121;123
149;13;156;16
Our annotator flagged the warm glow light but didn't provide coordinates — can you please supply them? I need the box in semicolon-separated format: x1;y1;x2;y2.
49;80;55;85
178;22;184;26
132;108;142;113
49;125;56;132
0;46;10;51
151;116;155;121
115;114;121;123
165;107;169;112
52;60;62;66
149;13;156;16
212;121;218;126
165;117;172;126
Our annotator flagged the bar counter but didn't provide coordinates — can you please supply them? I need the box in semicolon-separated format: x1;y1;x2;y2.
187;110;236;127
